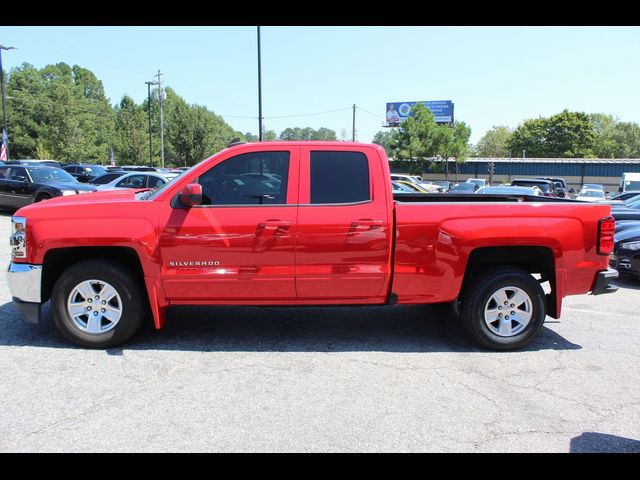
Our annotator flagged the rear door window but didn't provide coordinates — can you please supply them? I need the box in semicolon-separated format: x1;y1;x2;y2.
310;151;370;204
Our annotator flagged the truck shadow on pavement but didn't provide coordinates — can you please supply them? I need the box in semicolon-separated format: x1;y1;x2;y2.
570;432;640;453
0;301;582;353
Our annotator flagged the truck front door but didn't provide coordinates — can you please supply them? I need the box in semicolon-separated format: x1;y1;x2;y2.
158;148;299;301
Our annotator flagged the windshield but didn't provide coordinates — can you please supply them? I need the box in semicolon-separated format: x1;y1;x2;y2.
85;165;108;175
582;190;604;198
453;183;475;190
513;181;549;192
28;167;77;184
624;181;640;192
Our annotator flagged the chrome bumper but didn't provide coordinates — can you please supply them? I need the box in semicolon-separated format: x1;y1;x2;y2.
7;263;43;324
7;262;42;303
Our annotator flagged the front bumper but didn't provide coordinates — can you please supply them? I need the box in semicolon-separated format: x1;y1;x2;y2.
7;262;42;324
610;253;640;277
590;268;619;295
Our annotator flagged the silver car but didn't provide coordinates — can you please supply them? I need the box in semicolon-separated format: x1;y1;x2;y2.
94;171;179;191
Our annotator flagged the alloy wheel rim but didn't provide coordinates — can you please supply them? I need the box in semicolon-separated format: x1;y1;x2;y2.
483;286;533;337
67;279;122;334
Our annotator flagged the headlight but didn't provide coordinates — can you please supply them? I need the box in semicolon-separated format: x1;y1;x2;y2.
10;216;27;259
620;241;640;251
61;190;77;196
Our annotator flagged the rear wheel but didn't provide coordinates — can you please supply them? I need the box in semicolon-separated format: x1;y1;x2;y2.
460;267;546;351
51;259;145;348
35;193;51;202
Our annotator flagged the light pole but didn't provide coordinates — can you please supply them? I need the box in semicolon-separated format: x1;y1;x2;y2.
145;80;158;167
257;26;263;141
0;44;17;160
154;70;165;168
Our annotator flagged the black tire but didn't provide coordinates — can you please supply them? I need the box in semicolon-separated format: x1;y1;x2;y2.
51;259;146;348
35;193;51;203
460;267;546;351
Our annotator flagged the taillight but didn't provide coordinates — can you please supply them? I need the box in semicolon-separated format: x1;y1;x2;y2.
597;216;615;255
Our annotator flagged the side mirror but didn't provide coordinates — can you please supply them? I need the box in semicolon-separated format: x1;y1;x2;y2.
178;183;202;207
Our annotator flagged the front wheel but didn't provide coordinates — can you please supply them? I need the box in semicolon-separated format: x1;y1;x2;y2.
51;259;146;348
460;267;546;351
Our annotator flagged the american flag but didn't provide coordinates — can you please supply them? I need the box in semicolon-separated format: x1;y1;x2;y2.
0;129;7;161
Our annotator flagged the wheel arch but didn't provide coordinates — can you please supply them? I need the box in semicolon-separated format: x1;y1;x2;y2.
460;246;558;318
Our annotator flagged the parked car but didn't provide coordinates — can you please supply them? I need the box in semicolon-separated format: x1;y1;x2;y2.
0;164;95;209
581;183;605;192
477;186;543;196
511;178;557;197
609;224;640;279
433;180;453;192
121;166;158;172
614;220;640;234
619;172;640;194
449;182;478;194
392;181;415;194
105;166;126;172
390;174;439;192
93;171;179;191
466;178;488;188
394;180;431;193
7;141;617;351
610;191;640;202
576;189;606;202
6;159;63;169
611;196;640;221
89;172;128;185
535;177;574;198
63;164;110;183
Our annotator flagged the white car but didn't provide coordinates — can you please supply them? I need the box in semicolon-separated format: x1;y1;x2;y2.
576;189;606;202
94;171;179;191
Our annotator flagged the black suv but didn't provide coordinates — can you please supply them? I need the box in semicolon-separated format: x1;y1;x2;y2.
511;178;558;197
63;164;110;183
535;176;574;198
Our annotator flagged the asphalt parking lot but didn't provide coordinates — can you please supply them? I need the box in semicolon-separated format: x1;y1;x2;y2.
0;211;639;452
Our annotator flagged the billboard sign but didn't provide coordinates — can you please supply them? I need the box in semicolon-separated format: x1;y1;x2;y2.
385;100;454;126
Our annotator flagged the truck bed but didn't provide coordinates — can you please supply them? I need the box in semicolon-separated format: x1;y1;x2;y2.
393;193;576;203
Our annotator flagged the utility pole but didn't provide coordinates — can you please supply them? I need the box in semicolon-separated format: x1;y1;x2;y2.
352;104;356;142
155;70;165;168
257;26;263;141
0;44;17;160
144;80;158;167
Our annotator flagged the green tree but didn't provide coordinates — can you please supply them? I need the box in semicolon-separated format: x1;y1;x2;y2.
509;110;595;158
114;95;148;164
6;62;115;163
610;122;640;158
389;103;440;174
476;125;512;157
279;126;337;141
372;130;393;156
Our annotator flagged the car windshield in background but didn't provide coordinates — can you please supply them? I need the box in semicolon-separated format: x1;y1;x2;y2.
625;181;640;191
85;166;108;175
512;181;550;192
581;190;604;198
452;183;476;191
583;184;604;191
28;167;77;184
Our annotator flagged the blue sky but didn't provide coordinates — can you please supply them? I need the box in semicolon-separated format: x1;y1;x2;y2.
1;26;639;144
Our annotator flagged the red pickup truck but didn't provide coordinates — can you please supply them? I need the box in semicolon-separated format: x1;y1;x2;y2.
7;142;618;350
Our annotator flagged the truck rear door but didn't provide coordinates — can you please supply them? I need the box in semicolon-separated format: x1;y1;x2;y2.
295;145;392;302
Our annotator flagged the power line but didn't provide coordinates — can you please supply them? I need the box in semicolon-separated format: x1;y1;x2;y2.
356;106;385;121
264;107;352;119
